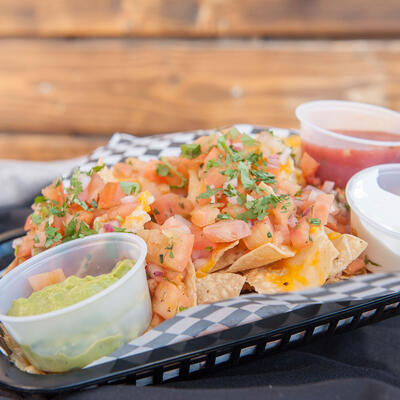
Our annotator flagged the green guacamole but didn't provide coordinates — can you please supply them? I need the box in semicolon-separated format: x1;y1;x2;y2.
8;259;134;317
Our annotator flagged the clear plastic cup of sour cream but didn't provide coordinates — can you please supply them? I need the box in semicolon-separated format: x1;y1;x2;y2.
296;100;400;187
346;164;400;273
0;233;150;373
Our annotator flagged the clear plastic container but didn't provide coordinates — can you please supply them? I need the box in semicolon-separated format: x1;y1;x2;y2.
346;164;400;273
0;233;150;373
296;100;400;187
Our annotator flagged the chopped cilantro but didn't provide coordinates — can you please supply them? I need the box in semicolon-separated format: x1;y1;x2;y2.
44;226;62;248
31;214;43;225
217;213;233;220
68;169;83;197
160;157;187;189
364;255;380;267
205;246;213;251
54;179;61;188
237;193;247;205
237;194;283;222
155;163;171;177
267;232;272;238
180;143;201;159
90;200;98;208
221;168;238;179
223;184;239;198
179;306;188;312
197;185;222;199
250;169;276;184
205;158;223;172
308;218;321;226
34;195;46;204
238;162;256;191
87;164;105;176
241;133;258;147
73;197;89;211
33;234;40;244
120;181;141;196
179;202;185;209
114;227;127;232
159;254;164;264
153;208;160;215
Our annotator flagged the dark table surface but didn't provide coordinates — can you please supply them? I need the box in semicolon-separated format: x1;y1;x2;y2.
1;207;400;400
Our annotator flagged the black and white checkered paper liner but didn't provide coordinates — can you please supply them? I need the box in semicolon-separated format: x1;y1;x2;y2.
68;125;400;369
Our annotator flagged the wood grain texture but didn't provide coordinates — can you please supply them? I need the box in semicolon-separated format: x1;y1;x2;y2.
0;133;107;160
1;0;400;38
0;39;399;137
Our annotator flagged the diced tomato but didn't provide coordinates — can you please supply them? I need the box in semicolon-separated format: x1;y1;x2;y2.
345;257;365;274
144;160;167;184
152;280;181;320
28;268;66;292
300;152;320;178
163;215;192;233
17;235;34;258
76;211;94;227
86;173;105;203
203;147;221;166
98;182;125;209
42;182;65;205
190;224;217;251
191;205;219;227
311;193;334;225
203;168;227;188
33;231;46;247
24;216;34;231
272;197;296;226
243;217;274;250
139;229;194;272
151;193;193;224
203;220;251;243
112;163;135;179
144;221;162;230
107;202;138;220
222;204;247;219
274;224;290;246
49;269;66;285
290;218;310;249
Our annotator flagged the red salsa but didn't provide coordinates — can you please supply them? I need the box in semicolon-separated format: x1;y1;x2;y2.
302;130;400;188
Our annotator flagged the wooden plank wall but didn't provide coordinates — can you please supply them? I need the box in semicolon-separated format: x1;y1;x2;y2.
0;0;400;160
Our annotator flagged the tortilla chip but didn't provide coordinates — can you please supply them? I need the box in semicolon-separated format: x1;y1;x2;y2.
1;326;43;374
227;243;295;273
185;260;197;307
244;228;339;294
196;241;239;277
325;228;368;278
196;273;245;304
211;241;246;272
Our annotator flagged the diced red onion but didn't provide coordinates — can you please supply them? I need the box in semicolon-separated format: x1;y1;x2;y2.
146;263;165;279
79;173;91;190
279;147;292;165
268;154;280;168
288;214;298;228
232;142;244;151
228;196;238;205
303;206;312;217
321;181;335;193
104;220;120;232
121;195;137;204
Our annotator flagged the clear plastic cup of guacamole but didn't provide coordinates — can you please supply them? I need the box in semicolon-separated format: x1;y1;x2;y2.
0;233;151;373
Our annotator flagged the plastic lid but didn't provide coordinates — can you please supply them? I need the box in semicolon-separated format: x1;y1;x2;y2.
346;164;400;238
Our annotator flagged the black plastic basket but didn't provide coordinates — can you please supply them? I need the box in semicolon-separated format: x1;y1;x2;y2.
0;230;399;394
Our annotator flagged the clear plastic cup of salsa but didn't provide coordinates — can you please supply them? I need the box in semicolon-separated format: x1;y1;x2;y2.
295;100;400;187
